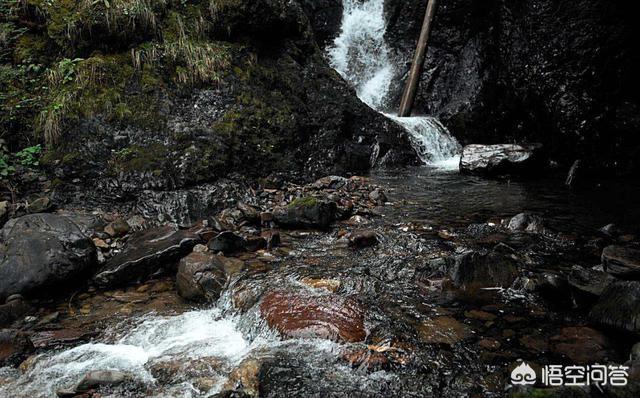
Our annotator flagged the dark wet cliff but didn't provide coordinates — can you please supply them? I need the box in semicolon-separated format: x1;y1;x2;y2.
382;0;640;175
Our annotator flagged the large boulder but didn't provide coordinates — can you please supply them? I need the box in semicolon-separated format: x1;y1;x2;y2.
602;245;640;280
590;281;640;334
459;144;543;175
176;252;227;302
273;197;337;229
93;225;200;288
0;214;97;301
450;248;520;289
260;291;366;343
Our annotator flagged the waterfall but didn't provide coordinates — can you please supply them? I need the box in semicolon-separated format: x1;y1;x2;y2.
328;0;461;168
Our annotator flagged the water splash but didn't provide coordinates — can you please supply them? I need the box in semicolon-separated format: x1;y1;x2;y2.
0;309;256;397
329;0;461;167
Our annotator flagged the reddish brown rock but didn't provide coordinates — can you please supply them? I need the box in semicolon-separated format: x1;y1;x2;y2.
260;291;366;343
550;326;613;364
342;348;388;370
416;316;472;345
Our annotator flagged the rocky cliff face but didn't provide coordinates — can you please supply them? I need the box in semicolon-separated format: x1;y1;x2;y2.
0;0;417;208
383;0;640;175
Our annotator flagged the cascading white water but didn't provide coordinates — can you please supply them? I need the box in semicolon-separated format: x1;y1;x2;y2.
0;309;263;397
328;0;461;168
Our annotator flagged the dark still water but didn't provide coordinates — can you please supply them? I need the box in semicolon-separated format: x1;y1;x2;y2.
372;166;640;235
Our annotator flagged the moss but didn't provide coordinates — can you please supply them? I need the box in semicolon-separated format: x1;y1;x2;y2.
37;52;165;145
108;144;171;174
289;197;319;209
13;34;49;64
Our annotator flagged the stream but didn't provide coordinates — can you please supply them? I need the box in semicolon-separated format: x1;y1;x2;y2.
1;0;639;397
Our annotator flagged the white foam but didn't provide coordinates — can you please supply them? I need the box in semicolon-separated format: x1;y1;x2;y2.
0;309;252;397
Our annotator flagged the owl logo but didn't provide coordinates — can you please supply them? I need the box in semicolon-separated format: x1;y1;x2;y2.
511;362;537;385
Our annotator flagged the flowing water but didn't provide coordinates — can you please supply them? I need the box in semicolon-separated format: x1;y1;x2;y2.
328;0;461;167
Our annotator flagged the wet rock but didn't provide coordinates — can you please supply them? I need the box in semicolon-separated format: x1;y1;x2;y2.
260;230;280;249
0;201;9;226
368;188;388;204
0;329;33;367
260;291;366;343
29;329;95;348
599;223;621;238
450;248;520;289
602;245;640;280
417;316;472;345
464;310;497;322
260;212;274;228
26;197;52;213
273;197;337;229
519;335;549;353
311;175;349;190
565;160;582;186
301;278;341;293
104;218;130;238
57;370;129;397
0;295;31;327
237;202;260;224
568;265;615;297
223;357;263;396
590;281;640;333
347;230;378;248
245;236;267;252
550;327;613;364
176;252;227;303
507;213;545;234
93;225;200;288
207;231;246;254
459;144;543;175
342;348;389;370
0;213;97;301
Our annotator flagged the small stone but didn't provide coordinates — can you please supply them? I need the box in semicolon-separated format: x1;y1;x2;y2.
104;218;130;238
237;202;260;223
92;238;109;249
193;244;208;253
5;294;23;304
464;310;497;321
507;213;544;233
519;335;549;353
207;231;246;254
176;252;227;303
245;236;267;252
261;230;280;249
301;278;341;293
416;317;471;345
347;230;378;248
599;223;620;238
27;197;52;213
478;339;501;350
368;188;388;204
260;211;274;226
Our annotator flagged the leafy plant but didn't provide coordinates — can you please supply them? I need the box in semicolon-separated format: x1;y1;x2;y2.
14;144;42;167
0;144;42;177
